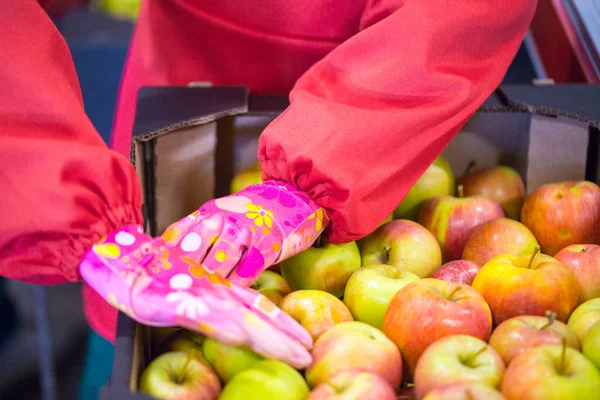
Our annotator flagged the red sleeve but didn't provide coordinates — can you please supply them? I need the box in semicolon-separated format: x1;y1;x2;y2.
259;0;537;244
0;2;142;284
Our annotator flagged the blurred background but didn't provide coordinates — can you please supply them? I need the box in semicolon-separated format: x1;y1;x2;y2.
1;0;598;399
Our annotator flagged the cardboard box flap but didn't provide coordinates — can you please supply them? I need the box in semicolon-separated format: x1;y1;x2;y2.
132;86;249;141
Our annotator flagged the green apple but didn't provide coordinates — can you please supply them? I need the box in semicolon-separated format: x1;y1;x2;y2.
202;338;263;383
582;321;600;370
394;156;455;221
279;290;353;342
280;240;361;298
343;264;420;329
414;334;506;399
229;161;263;194
219;359;309;400
139;351;221;400
568;298;600;344
361;220;442;278
158;330;205;358
501;344;600;399
250;270;291;306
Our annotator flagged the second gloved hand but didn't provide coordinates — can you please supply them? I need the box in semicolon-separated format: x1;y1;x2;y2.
160;180;329;286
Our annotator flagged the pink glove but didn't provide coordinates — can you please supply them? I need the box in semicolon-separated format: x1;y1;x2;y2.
159;180;329;286
79;181;329;367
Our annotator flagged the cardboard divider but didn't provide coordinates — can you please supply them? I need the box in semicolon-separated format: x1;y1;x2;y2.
102;84;600;399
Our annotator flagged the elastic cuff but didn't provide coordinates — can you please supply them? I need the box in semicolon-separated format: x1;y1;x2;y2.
61;204;143;282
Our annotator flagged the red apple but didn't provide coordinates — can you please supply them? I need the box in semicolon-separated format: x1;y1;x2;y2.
430;260;481;285
307;369;397;400
458;164;526;220
382;279;492;380
418;186;504;262
422;382;507;400
462;218;539;266
555;244;600;303
414;334;505;399
489;312;580;365
306;321;402;389
361;220;442;278
472;247;581;325
279;290;353;342
520;180;600;256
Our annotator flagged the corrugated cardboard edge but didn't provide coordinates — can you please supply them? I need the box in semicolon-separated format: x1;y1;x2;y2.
129;105;248;167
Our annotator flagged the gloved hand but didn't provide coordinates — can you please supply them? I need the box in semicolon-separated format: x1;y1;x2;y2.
79;180;329;367
159;180;329;286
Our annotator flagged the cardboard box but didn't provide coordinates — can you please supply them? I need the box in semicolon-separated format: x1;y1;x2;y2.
102;84;600;399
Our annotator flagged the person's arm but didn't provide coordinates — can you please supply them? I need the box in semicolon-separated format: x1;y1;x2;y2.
0;1;142;284
259;0;537;244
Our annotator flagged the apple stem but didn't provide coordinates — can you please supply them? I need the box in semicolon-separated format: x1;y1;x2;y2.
464;160;477;176
464;345;487;367
314;235;324;248
527;246;541;269
541;310;557;330
448;286;462;301
559;337;567;375
457;185;464;198
465;389;475;400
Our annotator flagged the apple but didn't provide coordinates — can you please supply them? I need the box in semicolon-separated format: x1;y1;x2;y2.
382;279;492;379
414;334;505;399
472;247;580;325
139;351;221;400
418;186;504;262
159;330;205;358
520;180;600;256
219;359;309;400
568;298;600;345
250;270;291;306
422;382;507;400
582;321;600;370
394;156;456;221
229;170;263;193
306;321;402;389
462;218;539;266
279;290;353;342
430;260;482;285
229;162;263;194
501;344;600;400
307;369;397;400
280;239;361;298
555;244;600;303
357;213;393;250
457;164;526;220
202;337;263;383
489;312;580;365
361;220;442;278
343;264;420;329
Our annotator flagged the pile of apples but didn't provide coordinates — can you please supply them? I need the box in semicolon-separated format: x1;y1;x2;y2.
139;158;600;400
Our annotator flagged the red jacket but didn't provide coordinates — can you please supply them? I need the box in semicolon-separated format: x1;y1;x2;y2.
0;1;537;343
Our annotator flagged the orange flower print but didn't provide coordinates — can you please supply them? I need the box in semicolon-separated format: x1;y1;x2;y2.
246;203;274;227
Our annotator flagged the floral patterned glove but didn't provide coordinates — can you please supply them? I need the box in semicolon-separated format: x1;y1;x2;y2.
159;180;329;286
78;180;329;367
